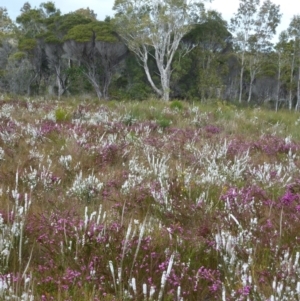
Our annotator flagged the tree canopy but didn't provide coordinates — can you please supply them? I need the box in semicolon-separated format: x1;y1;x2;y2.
3;0;300;109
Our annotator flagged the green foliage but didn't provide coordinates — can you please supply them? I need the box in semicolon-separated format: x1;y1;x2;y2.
183;10;229;46
55;107;71;122
73;8;97;21
8;51;26;61
157;116;172;129
111;53;152;100
16;5;47;38
122;113;137;126
116;83;151;100
65;66;93;95
230;0;281;103
0;7;15;36
40;2;61;17
43;32;61;44
45;13;92;39
18;38;37;51
170;100;184;110
64;21;118;43
177;10;230;101
113;0;206;101
63;24;93;43
0;0;296;105
259;52;277;77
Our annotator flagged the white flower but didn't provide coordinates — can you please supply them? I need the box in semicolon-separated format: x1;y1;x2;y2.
68;171;103;201
0;147;4;161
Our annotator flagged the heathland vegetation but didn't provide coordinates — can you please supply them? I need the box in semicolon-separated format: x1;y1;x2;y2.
1;0;300;300
1;97;300;300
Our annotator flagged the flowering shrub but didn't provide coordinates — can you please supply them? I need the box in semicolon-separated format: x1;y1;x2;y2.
68;171;103;202
1;98;300;300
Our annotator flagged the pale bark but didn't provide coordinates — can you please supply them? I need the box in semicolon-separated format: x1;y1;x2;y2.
296;66;300;111
247;55;260;103
231;0;281;103
289;53;295;110
247;73;254;103
287;16;300;110
114;0;203;101
55;65;69;99
275;56;281;112
83;70;103;100
238;52;245;103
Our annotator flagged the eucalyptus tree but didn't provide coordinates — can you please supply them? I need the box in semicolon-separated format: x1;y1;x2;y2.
43;37;68;98
0;7;15;35
41;12;92;98
0;7;16;92
5;51;41;94
63;21;127;99
94;30;128;99
274;31;293;110
13;5;44;94
16;2;59;38
13;2;61;95
15;38;46;95
288;15;300;111
113;0;207;101
230;0;281;103
73;7;98;21
182;10;231;100
247;0;281;103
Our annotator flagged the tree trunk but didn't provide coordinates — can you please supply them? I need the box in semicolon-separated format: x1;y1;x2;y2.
247;83;252;103
247;72;255;103
161;69;170;101
296;66;300;111
91;82;102;100
103;71;112;100
57;76;63;100
289;54;295;110
276;56;281;112
143;53;162;98
84;71;103;100
238;52;245;103
95;87;102;100
26;73;38;96
55;65;68;100
89;78;102;100
162;89;170;101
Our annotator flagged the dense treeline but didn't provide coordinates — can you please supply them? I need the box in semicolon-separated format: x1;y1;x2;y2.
0;0;300;109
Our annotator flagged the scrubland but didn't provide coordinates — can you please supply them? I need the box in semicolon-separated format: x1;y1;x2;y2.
1;97;300;300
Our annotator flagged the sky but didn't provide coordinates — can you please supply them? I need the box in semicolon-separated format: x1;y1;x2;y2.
3;0;298;40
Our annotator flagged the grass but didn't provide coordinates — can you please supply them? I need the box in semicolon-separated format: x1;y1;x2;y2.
55;107;72;122
0;97;300;300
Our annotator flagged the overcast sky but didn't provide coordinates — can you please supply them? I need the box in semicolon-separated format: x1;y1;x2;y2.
3;0;298;40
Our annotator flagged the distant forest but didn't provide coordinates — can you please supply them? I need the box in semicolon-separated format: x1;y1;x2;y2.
1;0;300;109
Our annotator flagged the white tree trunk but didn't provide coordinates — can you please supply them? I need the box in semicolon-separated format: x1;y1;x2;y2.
161;69;171;101
141;46;163;97
55;66;65;100
289;54;295;110
296;66;300;111
114;0;201;101
238;49;246;103
247;70;256;103
276;61;281;112
239;64;244;103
